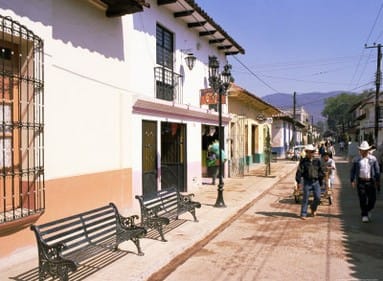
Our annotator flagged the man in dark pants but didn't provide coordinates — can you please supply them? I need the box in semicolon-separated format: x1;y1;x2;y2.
295;144;325;220
350;141;380;223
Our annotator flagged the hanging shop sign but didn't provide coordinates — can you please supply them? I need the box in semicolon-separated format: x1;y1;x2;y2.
200;88;226;105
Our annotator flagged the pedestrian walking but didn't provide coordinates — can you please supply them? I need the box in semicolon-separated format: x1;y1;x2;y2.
339;140;345;152
350;141;380;223
319;143;326;157
327;142;336;158
322;152;336;188
295;144;325;219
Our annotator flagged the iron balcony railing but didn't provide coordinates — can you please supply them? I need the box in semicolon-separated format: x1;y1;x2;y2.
154;67;183;103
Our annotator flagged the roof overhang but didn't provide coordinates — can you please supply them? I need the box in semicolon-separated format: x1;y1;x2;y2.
157;0;245;56
272;112;306;128
228;84;281;115
90;0;244;55
91;0;150;17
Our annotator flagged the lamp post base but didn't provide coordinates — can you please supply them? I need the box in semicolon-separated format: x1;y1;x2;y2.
214;183;226;208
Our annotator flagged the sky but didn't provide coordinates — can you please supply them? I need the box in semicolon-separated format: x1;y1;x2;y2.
199;0;383;97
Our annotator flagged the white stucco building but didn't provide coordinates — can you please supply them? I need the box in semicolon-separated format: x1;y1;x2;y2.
0;0;244;264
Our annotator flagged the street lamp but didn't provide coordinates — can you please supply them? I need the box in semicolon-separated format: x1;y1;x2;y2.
185;53;196;70
208;56;232;208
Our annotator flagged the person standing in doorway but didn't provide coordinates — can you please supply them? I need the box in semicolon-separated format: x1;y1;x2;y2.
207;140;226;185
295;144;325;220
350;141;380;223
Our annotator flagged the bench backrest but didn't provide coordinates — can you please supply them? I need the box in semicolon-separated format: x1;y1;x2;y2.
31;203;119;255
136;187;180;219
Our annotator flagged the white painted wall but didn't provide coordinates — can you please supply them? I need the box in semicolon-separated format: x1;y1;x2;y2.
125;1;229;192
0;0;231;191
0;0;136;179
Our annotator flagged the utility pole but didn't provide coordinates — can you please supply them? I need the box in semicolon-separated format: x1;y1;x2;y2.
311;115;314;144
365;43;382;145
292;91;296;147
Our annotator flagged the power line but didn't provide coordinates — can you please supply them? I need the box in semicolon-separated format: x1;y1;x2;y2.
366;3;383;43
348;2;383;90
255;74;353;86
232;55;280;93
230;48;374;91
246;55;370;72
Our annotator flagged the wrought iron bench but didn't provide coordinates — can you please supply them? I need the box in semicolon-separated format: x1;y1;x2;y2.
135;186;201;242
30;202;147;281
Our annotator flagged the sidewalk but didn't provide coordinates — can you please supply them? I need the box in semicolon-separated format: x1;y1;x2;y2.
1;160;298;281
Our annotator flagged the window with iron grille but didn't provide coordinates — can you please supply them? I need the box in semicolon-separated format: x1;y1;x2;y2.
156;24;177;101
156;24;173;69
0;15;45;226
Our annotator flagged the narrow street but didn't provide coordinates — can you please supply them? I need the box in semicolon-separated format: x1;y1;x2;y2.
152;154;383;281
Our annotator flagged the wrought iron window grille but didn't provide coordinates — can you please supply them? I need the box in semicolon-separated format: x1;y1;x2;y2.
0;15;45;228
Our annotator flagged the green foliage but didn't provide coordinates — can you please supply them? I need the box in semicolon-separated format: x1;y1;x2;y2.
322;92;364;133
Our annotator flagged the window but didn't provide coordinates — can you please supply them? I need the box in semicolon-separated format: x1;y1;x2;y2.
0;15;44;228
156;24;173;69
155;25;182;102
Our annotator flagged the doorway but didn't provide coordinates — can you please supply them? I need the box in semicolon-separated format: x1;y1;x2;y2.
142;120;158;199
160;122;187;192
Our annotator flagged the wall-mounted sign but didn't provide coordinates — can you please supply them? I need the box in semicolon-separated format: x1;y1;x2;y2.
200;88;226;105
256;113;265;122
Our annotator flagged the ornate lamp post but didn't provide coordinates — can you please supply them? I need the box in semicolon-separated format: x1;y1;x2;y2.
208;56;232;208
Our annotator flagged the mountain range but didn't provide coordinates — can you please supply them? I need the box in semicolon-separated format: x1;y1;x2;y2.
262;91;343;124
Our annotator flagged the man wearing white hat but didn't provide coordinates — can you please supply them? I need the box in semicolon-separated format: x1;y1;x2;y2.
295;144;325;219
350;140;380;223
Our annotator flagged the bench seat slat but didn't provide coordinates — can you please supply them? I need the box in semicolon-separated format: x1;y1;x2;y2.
38;205;112;229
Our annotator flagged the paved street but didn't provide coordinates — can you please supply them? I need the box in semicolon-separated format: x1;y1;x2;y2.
2;155;382;281
152;154;383;281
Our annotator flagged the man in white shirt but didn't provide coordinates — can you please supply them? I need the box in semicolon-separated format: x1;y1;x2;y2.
350;141;380;223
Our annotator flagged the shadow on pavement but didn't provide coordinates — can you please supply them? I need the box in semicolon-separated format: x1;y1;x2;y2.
255;211;300;219
337;158;383;279
9;249;130;281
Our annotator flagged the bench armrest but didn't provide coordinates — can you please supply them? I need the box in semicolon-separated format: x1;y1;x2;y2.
179;193;201;210
36;239;70;263
43;241;66;259
32;238;77;275
147;205;163;217
31;225;67;260
179;193;195;203
118;214;141;228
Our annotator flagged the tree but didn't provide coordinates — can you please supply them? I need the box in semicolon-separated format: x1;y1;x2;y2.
322;93;363;137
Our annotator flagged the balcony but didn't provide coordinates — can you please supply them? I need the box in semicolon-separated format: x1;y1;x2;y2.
154;67;183;103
